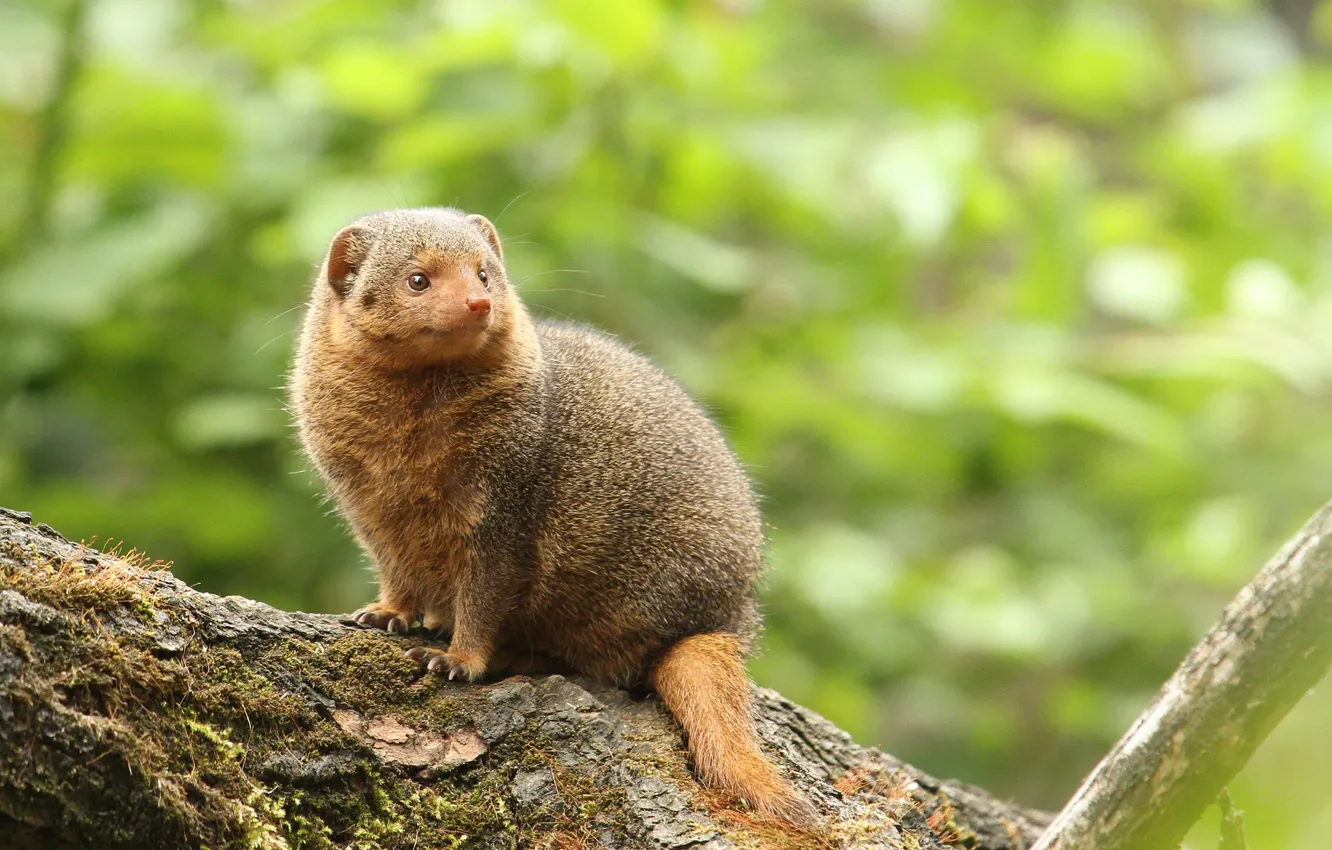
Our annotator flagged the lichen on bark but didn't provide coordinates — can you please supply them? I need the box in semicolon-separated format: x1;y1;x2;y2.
0;508;1048;849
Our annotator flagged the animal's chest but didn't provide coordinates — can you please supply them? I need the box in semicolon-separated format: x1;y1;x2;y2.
313;410;486;568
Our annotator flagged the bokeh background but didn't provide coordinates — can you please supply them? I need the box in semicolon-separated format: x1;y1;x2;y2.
3;0;1332;844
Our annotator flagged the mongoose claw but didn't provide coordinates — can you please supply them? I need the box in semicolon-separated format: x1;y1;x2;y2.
404;646;485;682
351;604;418;633
427;655;465;680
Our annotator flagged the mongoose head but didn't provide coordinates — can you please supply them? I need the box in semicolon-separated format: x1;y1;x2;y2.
314;207;512;368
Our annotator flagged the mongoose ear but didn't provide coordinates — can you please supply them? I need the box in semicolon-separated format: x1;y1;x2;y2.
325;226;371;296
467;214;503;262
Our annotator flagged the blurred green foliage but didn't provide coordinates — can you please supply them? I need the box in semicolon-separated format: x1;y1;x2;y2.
3;0;1332;844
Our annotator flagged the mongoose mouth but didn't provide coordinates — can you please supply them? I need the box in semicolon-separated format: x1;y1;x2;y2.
397;321;494;363
419;322;491;341
366;321;488;342
351;321;492;366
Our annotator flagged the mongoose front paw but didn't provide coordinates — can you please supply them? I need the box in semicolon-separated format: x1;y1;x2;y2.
404;646;487;682
352;603;418;634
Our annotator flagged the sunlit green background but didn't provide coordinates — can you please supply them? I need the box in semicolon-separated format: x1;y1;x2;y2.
3;0;1331;844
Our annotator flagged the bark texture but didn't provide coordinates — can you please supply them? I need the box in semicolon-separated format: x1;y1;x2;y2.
0;508;1049;850
1031;501;1332;850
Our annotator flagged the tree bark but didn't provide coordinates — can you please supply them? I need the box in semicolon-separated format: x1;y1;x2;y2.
0;508;1049;850
1031;501;1332;850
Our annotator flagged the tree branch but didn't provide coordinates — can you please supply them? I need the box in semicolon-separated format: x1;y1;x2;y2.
22;0;87;246
0;508;1049;849
1032;501;1332;850
1218;790;1249;850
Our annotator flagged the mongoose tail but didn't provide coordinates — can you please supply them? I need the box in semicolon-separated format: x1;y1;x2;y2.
650;633;820;827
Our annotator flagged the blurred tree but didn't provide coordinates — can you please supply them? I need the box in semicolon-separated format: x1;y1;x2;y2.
3;0;1332;845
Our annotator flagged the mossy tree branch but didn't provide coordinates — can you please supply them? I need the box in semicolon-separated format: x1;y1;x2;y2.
0;508;1049;850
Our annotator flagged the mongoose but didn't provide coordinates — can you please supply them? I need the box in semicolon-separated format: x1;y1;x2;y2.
289;207;819;826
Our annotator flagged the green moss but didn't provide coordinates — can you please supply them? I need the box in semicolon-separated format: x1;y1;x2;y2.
261;632;476;732
0;541;165;621
262;634;417;709
0;624;32;663
0;605;250;844
238;757;524;850
189;645;319;730
922;797;976;847
1;548;652;849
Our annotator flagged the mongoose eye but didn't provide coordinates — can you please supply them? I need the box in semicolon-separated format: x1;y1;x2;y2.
407;273;431;292
478;269;489;288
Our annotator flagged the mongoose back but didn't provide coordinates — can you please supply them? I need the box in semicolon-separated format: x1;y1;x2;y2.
289;207;818;826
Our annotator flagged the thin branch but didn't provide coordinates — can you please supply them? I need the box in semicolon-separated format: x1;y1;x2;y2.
1218;790;1249;850
22;0;88;245
1032;501;1332;850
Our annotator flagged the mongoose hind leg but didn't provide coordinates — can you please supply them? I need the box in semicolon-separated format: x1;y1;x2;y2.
352;600;419;635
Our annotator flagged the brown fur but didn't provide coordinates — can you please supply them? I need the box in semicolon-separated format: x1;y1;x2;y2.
289;207;818;826
651;634;820;824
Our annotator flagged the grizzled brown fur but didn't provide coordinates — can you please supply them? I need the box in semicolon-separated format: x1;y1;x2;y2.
289;207;818;826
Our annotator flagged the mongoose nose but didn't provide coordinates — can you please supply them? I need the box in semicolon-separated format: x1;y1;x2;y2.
466;297;492;315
